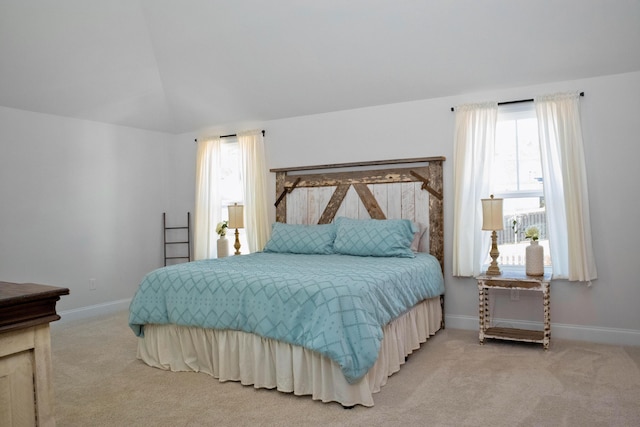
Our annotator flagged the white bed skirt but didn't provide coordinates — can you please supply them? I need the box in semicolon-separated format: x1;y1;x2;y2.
137;296;442;407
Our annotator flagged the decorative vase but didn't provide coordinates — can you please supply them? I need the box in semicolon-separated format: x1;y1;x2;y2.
526;240;544;276
217;236;229;258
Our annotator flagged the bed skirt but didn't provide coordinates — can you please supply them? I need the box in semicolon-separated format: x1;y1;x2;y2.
136;296;442;407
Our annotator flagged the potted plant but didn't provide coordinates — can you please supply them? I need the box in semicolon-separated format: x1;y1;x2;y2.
216;220;229;258
525;226;543;276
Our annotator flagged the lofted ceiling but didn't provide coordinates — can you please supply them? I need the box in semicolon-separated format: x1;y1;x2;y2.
1;1;639;135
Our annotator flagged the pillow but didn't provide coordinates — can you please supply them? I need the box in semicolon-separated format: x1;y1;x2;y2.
333;217;417;258
411;222;428;252
263;222;336;255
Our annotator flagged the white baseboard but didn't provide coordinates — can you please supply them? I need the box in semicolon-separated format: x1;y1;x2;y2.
53;302;639;347
54;298;132;326
445;314;640;347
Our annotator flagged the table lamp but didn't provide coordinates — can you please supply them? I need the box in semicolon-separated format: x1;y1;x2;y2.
482;195;503;275
227;203;244;255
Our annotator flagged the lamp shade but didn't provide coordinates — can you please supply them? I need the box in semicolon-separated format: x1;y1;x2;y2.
481;195;504;231
227;203;244;229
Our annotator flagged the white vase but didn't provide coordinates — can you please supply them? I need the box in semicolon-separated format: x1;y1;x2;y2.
526;240;544;276
217;236;229;258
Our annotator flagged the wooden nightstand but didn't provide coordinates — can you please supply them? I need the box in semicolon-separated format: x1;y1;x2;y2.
477;271;551;350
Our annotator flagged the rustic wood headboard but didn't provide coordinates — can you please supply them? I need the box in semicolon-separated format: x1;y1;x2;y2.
270;156;445;272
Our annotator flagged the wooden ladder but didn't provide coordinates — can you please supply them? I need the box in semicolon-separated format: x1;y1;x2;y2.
163;212;191;266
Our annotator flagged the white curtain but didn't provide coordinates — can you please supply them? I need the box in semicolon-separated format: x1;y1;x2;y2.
452;102;498;276
194;137;222;260
535;92;597;283
238;130;271;252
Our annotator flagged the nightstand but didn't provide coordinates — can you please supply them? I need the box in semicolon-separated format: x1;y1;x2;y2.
477;271;551;349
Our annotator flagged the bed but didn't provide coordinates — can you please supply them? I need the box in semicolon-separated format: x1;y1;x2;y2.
129;156;445;407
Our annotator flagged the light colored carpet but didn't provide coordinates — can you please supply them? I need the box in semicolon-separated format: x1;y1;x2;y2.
50;311;640;426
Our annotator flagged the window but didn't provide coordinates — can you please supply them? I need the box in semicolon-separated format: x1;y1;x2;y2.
453;92;594;280
219;140;249;252
489;103;550;267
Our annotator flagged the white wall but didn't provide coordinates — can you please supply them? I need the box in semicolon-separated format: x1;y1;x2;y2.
189;71;640;345
3;71;637;345
0;106;191;314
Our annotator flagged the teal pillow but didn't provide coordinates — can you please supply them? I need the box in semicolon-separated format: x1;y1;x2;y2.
264;222;336;254
333;217;416;258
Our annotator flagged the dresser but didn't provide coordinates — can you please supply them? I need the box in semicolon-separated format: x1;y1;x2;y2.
0;282;69;427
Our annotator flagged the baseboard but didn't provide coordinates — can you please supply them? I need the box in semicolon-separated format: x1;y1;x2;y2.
445;314;640;347
53;303;639;347
54;298;132;326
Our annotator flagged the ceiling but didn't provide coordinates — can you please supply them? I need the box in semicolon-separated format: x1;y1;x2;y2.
1;1;639;135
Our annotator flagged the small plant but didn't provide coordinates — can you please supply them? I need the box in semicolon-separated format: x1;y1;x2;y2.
216;220;228;237
511;216;522;243
511;219;519;235
524;226;539;241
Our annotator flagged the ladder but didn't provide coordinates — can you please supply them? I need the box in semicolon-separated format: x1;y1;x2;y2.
163;212;191;266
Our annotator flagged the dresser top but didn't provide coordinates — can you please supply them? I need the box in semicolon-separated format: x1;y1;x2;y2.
0;282;69;333
0;281;70;307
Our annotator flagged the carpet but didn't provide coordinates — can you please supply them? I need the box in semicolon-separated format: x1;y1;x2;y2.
50;311;640;426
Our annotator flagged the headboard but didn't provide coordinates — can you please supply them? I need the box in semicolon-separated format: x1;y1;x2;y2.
270;156;445;272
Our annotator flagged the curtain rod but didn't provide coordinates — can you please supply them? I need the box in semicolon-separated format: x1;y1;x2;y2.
450;92;584;112
194;130;265;143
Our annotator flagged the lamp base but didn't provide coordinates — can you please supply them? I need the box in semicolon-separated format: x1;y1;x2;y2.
233;228;241;255
485;264;502;276
485;230;501;275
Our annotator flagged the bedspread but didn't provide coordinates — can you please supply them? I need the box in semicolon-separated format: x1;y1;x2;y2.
128;252;444;383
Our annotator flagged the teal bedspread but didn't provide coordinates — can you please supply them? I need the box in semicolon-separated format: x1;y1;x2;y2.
128;252;444;383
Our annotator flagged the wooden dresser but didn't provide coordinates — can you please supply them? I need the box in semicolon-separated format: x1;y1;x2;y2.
0;282;69;427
